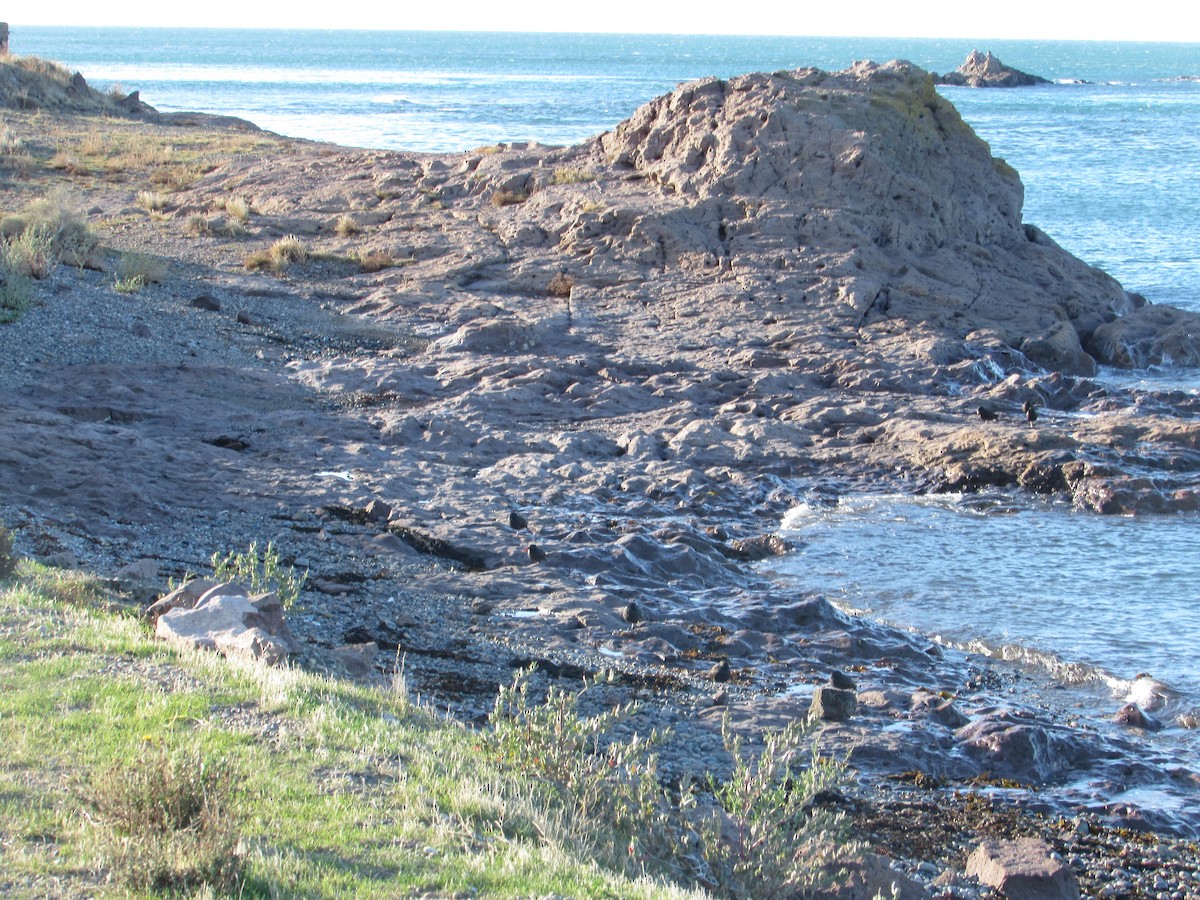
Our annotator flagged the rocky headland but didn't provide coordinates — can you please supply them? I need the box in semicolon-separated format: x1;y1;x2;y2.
3;56;1200;894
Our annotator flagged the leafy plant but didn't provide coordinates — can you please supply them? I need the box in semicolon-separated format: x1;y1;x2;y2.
210;541;306;609
486;670;852;894
87;744;243;892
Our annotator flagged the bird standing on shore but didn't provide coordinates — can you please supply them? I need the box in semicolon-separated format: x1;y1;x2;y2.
977;406;999;421
1024;399;1039;426
526;544;547;564
508;510;528;530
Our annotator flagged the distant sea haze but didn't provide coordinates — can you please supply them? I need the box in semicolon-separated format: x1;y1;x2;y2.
20;28;1200;318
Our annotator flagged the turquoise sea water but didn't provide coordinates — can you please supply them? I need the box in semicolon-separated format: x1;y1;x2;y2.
14;27;1200;801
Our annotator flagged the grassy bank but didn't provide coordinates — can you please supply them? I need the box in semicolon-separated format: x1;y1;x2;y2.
0;560;850;898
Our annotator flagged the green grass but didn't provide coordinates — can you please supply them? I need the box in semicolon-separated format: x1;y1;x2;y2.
0;559;854;897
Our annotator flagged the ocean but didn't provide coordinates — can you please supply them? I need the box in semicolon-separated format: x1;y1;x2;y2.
14;27;1200;799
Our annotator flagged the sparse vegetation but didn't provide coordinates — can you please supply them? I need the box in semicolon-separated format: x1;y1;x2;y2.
0;186;100;270
491;188;529;207
244;234;309;273
210;540;307;609
136;189;169;212
334;212;361;237
87;745;244;892
223;195;251;223
0;563;857;898
185;212;211;235
358;249;397;273
113;250;167;293
553;167;596;185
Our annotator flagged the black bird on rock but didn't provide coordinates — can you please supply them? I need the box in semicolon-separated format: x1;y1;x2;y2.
1024;399;1039;426
977;406;999;422
508;510;528;531
526;544;547;564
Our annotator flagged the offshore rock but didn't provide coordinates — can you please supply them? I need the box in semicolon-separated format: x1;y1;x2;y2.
938;50;1052;88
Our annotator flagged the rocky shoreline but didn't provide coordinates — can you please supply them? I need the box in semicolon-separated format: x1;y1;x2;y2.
3;55;1200;895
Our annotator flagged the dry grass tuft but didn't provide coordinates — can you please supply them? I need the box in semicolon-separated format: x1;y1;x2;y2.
552;167;596;185
87;745;244;893
334;213;361;237
491;188;529;207
113;251;167;293
136;190;168;212
358;250;397;273
244;235;308;273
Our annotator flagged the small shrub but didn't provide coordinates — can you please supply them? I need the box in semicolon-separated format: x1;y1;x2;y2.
487;670;853;894
136;190;168;212
0;525;18;579
552;167;596;185
334;213;361;237
88;745;243;893
547;272;575;298
113;251;167;293
211;541;306;610
2;224;56;278
9;187;99;269
0;267;34;322
491;188;529;207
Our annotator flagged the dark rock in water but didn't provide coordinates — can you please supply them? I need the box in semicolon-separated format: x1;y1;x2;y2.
966;838;1081;899
1114;702;1162;731
1089;304;1200;368
728;534;792;561
810;686;857;722
938;50;1052;88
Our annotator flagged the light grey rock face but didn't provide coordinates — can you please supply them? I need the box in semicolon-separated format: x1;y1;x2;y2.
153;582;296;666
966;838;1080;899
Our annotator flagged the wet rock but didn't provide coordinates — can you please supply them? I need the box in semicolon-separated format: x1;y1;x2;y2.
956;712;1094;783
810;686;857;722
965;838;1080;899
728;534;792;561
1089;304;1200;368
911;690;969;729
1114;702;1162;732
